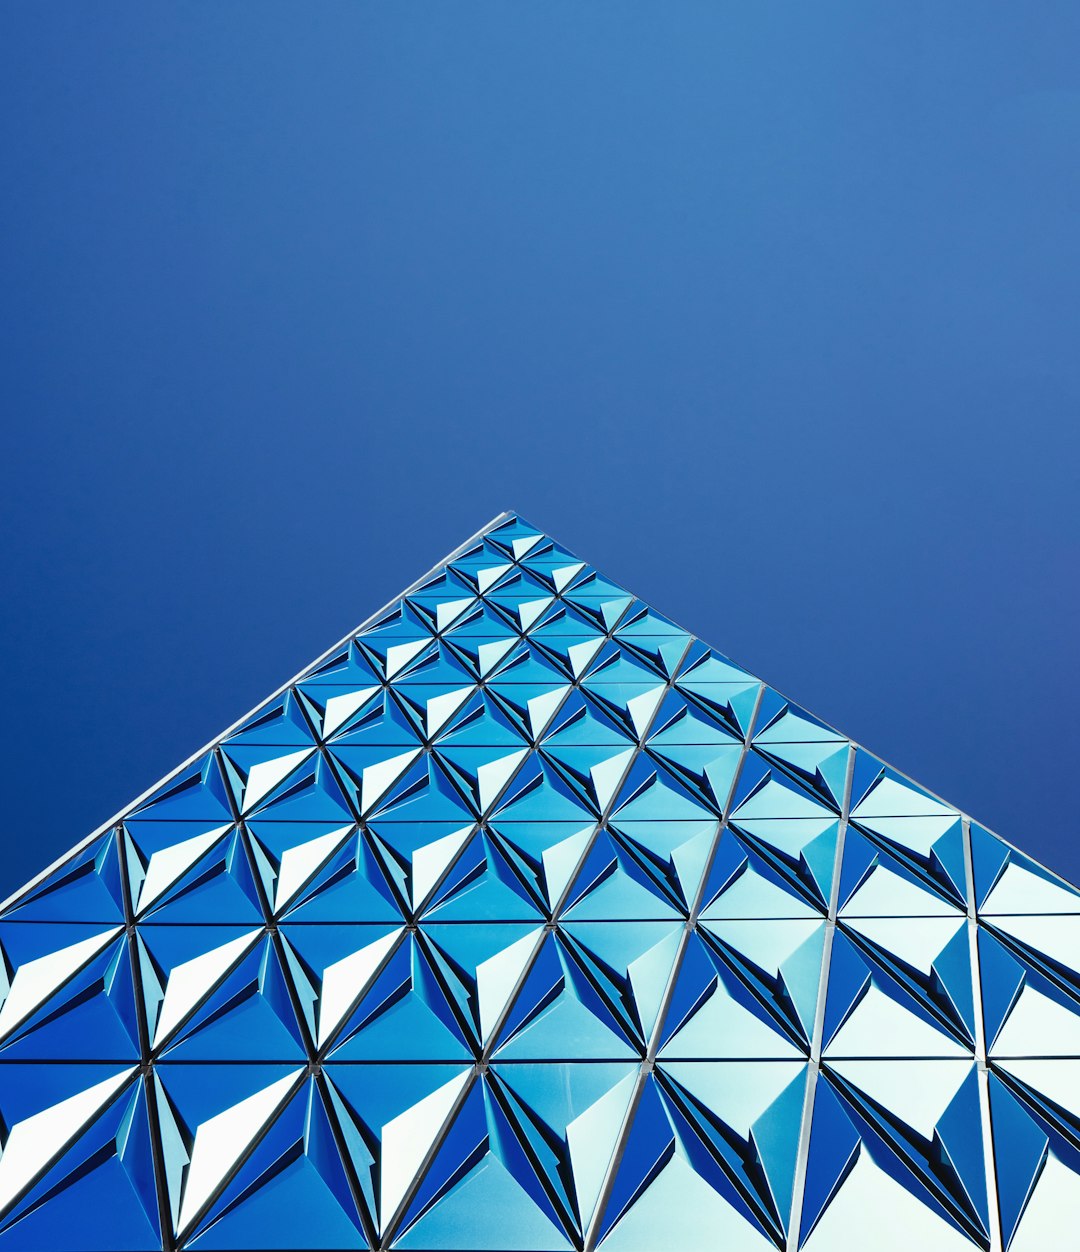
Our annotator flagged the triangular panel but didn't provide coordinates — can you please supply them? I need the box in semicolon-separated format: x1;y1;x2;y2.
0;512;1073;1249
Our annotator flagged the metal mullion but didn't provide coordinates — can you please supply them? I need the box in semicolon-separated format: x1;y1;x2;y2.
963;815;1003;1252
313;1067;382;1252
582;683;766;1252
784;740;857;1252
118;822;177;1252
117;822;150;1061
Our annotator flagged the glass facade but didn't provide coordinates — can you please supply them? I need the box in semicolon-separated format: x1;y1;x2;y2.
0;512;1073;1250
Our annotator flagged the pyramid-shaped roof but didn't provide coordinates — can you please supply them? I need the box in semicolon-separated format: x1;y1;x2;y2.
0;512;1074;1251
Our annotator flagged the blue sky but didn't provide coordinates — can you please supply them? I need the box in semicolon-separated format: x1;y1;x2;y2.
1;3;1078;894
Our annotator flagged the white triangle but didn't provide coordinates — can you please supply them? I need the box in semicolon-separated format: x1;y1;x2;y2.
361;748;422;813
527;686;570;737
476;638;517;677
704;919;823;976
0;1067;135;1215
477;749;528;812
983;863;1080;915
476;563;512;593
667;1059;805;1134
566;1071;636;1227
138;825;232;914
511;535;543;558
734;778;831;822
661;979;802;1060
275;826;353;913
852;778;956;820
826;1059;970;1139
426;687;474;736
317;928;402;1048
840;865;959;918
153;929;263;1048
591;749;636;811
435;598;475;631
602;1152;775;1251
824;987;969;1061
385;639;430;679
380;1070;470;1230
567;639;604;678
0;926;123;1041
542;828;594;906
551;563;585;592
627;687;666;738
177;1069;302;1235
476;927;544;1042
842;916;964;973
992;985;1080;1057
703;866;819;921
802;1146;973;1251
242;749;314;813
518;598;554;631
856;814;958;856
322;687;379;738
412;827;473;908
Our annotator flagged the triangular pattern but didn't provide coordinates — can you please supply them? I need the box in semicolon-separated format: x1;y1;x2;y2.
0;511;1074;1249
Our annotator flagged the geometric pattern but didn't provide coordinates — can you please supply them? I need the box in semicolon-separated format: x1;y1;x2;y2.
0;510;1074;1251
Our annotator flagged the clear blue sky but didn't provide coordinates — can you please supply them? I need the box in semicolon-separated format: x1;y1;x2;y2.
1;4;1078;895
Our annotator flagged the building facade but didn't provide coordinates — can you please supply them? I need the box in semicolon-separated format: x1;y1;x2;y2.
0;513;1073;1250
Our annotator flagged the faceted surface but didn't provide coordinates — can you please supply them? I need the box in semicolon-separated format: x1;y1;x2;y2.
0;512;1074;1250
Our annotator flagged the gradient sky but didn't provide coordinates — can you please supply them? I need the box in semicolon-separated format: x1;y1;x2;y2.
2;3;1078;896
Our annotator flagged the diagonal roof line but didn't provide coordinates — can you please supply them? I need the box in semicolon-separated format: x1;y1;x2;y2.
0;510;515;915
